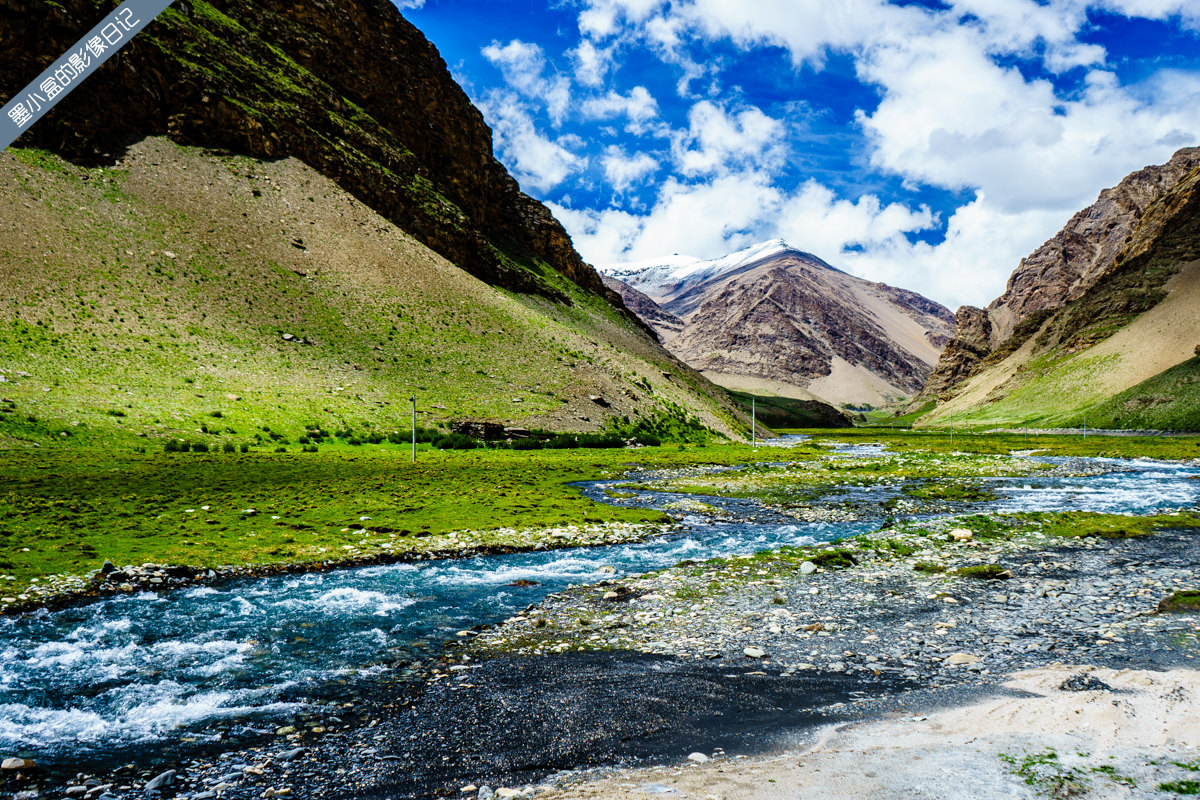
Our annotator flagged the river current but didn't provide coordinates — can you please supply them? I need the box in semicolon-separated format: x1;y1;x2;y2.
2;442;1197;767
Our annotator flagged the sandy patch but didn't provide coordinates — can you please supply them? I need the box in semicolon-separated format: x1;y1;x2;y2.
806;357;907;407
698;373;829;404
539;666;1200;800
852;284;949;367
926;259;1200;425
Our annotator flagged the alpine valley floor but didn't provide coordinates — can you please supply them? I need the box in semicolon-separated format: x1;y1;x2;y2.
1;435;1199;800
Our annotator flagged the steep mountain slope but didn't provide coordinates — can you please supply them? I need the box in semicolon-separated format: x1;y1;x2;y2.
0;140;748;446
0;0;616;308
915;154;1200;430
919;147;1200;403
601;241;954;406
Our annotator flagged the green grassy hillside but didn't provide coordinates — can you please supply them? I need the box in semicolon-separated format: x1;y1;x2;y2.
1061;356;1200;431
0;140;747;450
914;164;1200;431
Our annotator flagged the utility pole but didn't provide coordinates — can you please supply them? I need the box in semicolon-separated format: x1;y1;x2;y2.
410;394;417;463
751;397;756;448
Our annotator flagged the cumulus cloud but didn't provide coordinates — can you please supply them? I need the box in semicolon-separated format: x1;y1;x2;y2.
571;40;616;87
555;166;961;294
478;91;586;192
601;146;660;191
581;86;662;133
671;101;785;176
482;39;572;125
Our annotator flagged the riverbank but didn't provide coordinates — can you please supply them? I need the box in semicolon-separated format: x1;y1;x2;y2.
5;510;1195;800
0;520;670;616
535;664;1200;799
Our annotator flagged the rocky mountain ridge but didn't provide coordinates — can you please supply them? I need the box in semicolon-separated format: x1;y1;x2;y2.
913;149;1200;429
602;242;954;407
919;147;1200;404
0;0;625;311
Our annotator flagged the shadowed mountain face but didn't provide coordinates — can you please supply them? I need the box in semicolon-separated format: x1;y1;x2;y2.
0;0;624;310
913;149;1200;430
602;242;954;407
918;147;1200;406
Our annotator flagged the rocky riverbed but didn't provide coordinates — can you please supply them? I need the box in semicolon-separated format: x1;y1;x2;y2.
464;514;1200;685
5;512;1196;800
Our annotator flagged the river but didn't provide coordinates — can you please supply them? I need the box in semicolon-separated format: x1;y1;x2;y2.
2;441;1197;772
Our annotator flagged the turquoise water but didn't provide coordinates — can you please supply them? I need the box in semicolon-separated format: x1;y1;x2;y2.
1;445;1196;763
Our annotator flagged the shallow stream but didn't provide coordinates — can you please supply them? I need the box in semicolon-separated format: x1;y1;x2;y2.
2;442;1197;769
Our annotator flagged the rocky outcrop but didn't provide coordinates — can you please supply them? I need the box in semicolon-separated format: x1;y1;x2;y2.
988;148;1200;343
913;307;993;401
601;275;682;340
919;147;1200;404
603;242;954;406
0;0;620;308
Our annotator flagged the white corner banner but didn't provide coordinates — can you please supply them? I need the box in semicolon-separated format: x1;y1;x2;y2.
1;0;176;153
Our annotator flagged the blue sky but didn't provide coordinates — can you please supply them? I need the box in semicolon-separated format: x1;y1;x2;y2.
399;0;1200;309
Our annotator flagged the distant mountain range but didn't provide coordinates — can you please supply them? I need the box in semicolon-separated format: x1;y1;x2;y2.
913;147;1200;430
600;240;954;407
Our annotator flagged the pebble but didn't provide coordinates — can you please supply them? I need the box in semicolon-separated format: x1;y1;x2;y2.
468;513;1200;710
143;770;176;793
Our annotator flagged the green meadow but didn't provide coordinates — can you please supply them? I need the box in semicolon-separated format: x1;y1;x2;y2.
3;428;1198;605
0;441;769;599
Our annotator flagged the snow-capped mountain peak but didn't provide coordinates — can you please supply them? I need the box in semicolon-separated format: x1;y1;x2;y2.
598;239;800;300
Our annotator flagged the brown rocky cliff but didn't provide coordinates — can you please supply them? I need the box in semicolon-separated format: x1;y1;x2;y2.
913;306;992;402
0;0;619;308
917;147;1200;404
987;147;1200;343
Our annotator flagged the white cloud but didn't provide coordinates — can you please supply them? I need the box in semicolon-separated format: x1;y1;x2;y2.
776;181;936;258
556;167;958;294
856;28;1200;214
672;100;785;176
565;0;1200;307
478;91;586;192
571;40;616;87
581;86;661;133
601;146;660;191
1097;0;1200;28
391;0;425;8
553;171;782;265
557;173;1048;309
482;39;572;125
578;0;667;38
